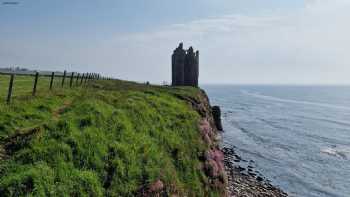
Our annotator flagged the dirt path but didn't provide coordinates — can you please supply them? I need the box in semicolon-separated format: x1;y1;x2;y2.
52;100;72;121
0;126;42;162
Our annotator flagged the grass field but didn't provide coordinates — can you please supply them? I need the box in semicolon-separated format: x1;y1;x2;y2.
0;74;85;102
0;79;220;196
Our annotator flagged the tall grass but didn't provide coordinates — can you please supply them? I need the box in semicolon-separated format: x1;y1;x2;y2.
0;79;220;196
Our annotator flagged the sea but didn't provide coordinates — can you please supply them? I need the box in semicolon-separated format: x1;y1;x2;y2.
203;85;350;197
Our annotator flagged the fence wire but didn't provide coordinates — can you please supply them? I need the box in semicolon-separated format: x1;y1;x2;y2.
0;71;105;103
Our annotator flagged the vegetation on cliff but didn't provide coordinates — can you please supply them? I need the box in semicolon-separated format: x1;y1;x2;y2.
0;79;223;196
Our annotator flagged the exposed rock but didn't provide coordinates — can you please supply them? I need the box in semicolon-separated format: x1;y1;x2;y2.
175;90;227;195
257;176;264;182
137;179;166;197
212;106;223;131
248;172;257;177
236;166;246;172
199;119;215;145
205;159;220;178
149;180;164;193
178;89;287;196
223;147;288;197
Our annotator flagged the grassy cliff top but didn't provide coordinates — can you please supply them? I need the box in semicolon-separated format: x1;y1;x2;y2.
0;79;220;196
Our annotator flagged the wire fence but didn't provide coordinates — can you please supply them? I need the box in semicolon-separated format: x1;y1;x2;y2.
0;70;112;104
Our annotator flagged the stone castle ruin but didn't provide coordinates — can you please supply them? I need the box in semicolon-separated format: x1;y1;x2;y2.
171;43;199;87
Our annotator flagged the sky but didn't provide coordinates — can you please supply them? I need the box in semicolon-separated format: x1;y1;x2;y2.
0;0;349;84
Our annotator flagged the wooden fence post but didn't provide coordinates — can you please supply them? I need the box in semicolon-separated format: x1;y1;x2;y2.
80;73;85;85
84;73;88;84
50;72;55;90
7;74;14;104
61;70;66;87
70;72;74;88
76;73;80;86
32;72;39;96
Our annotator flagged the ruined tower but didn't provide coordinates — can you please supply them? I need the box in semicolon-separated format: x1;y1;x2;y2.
171;43;199;87
171;43;186;86
194;50;199;87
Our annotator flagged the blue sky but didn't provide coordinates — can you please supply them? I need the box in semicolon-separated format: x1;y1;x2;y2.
0;0;303;33
1;0;350;84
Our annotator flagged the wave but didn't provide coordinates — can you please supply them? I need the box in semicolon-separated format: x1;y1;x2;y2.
257;118;292;131
320;146;350;159
241;90;350;111
229;120;293;151
297;115;350;128
229;120;271;144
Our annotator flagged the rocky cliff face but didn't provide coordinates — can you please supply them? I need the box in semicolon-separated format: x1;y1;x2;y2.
176;88;287;197
174;89;228;196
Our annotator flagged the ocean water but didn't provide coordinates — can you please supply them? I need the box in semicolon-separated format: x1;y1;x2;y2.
203;85;350;197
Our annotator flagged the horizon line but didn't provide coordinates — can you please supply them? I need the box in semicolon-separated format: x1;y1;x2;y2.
200;83;350;86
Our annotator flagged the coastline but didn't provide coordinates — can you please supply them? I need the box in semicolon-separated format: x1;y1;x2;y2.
195;89;288;197
222;146;287;197
0;80;289;196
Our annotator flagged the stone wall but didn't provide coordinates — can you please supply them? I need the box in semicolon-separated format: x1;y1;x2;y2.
172;43;199;87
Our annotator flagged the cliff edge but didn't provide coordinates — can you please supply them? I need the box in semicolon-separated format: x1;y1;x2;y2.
175;87;287;197
0;80;226;196
0;79;287;196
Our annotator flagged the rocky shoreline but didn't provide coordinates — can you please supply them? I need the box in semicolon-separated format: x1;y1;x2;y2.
222;146;288;197
187;89;288;196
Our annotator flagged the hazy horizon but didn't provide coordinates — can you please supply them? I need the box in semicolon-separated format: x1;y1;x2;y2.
1;0;349;85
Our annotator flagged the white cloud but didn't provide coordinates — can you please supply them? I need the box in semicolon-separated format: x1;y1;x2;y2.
107;0;350;84
1;0;350;84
